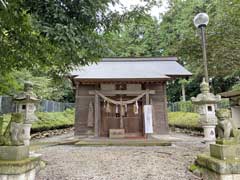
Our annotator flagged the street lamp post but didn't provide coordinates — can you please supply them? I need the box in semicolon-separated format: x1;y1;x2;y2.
192;13;221;143
194;13;209;83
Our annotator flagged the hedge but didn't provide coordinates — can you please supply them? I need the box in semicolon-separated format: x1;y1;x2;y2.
168;111;202;131
32;108;74;132
1;109;74;134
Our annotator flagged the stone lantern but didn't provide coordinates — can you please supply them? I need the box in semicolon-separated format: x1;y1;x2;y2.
14;82;39;146
191;79;221;143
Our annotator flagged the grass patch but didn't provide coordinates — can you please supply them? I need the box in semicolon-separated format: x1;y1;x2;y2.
1;109;74;133
168;111;201;131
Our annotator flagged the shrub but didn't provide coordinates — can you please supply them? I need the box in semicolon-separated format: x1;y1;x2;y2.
168;112;201;131
1;109;75;133
32;109;74;132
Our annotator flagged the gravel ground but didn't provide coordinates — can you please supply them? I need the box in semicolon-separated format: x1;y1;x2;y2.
35;133;206;180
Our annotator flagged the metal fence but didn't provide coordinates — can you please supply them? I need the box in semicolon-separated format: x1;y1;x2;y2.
0;96;75;114
0;96;15;114
168;99;230;112
168;101;195;112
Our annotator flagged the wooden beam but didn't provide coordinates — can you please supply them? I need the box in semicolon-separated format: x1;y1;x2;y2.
89;90;155;95
94;94;100;137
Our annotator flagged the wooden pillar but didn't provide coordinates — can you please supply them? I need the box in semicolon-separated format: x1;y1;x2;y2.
75;82;79;106
120;97;124;129
145;89;150;139
94;93;100;137
146;89;150;105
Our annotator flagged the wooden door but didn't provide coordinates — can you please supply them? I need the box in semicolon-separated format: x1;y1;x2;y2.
100;100;143;137
124;103;143;137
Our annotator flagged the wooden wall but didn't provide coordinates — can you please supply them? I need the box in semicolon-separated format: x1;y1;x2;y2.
74;84;95;136
74;82;169;136
146;83;169;134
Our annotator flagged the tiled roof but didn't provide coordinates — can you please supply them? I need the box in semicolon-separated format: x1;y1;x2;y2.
70;57;192;81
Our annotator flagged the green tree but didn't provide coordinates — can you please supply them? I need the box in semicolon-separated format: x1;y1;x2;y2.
159;0;240;77
104;13;162;57
0;0;120;75
160;0;240;101
0;70;74;102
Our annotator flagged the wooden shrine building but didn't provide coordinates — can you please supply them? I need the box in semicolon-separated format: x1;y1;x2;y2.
70;57;191;137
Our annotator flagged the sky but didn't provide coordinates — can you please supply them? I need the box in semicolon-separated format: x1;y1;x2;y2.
109;0;169;19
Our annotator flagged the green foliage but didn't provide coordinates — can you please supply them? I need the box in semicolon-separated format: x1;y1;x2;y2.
0;0;7;8
167;76;238;102
188;164;199;172
178;79;189;86
104;12;162;57
162;0;240;101
0;0;51;74
0;0;122;101
1;0;121;76
217;99;230;109
1;114;11;135
32;109;74;132
103;1;240;101
1;109;74;133
168;112;200;129
0;116;3;135
159;0;240;77
11;113;23;123
0;113;12;145
232;84;240;91
22;0;119;74
0;70;74;102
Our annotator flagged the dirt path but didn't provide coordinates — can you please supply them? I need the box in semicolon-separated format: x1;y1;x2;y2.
35;133;206;180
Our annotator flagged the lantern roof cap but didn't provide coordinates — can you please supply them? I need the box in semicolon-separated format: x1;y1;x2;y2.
14;82;39;102
191;78;221;104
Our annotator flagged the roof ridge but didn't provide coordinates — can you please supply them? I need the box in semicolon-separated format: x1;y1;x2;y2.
101;57;178;62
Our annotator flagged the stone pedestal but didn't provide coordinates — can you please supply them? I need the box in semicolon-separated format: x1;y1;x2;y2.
0;154;42;180
196;141;240;180
109;129;125;139
0;146;42;180
203;125;216;143
0;146;29;161
210;143;240;161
